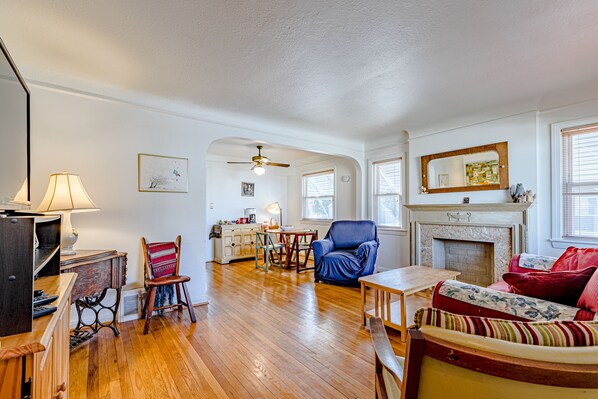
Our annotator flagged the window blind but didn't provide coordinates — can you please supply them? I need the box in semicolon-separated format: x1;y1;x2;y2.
373;158;402;227
562;124;598;239
302;170;334;220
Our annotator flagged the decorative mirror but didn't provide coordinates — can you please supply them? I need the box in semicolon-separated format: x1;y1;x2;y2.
421;141;509;194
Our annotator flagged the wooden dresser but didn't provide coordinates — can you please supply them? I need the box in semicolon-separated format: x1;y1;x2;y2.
0;273;76;399
213;223;262;264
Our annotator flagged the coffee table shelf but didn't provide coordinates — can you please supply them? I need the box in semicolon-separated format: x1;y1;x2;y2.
364;293;431;331
359;266;460;342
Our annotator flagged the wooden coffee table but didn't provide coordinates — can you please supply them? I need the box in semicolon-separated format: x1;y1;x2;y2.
359;266;460;341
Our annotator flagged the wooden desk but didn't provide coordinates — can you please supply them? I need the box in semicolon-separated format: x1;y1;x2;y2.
60;250;127;347
359;266;460;342
266;229;318;271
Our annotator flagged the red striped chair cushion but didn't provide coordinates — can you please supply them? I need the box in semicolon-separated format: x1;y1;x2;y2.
415;307;598;347
146;242;177;278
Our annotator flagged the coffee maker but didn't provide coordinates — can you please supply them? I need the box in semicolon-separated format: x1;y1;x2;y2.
244;208;256;224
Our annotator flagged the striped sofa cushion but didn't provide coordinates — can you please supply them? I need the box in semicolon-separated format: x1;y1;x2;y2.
146;242;177;278
415;307;598;347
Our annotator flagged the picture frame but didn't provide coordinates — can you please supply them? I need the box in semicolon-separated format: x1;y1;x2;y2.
241;182;255;197
138;153;188;193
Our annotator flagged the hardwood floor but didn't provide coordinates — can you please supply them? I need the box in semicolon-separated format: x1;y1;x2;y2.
70;260;406;398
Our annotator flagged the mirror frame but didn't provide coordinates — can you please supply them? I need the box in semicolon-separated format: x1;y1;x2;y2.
420;141;509;194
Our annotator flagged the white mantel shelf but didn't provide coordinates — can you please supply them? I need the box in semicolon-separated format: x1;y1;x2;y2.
404;203;533;212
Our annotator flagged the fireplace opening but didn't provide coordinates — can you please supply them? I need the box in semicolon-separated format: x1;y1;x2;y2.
432;239;493;286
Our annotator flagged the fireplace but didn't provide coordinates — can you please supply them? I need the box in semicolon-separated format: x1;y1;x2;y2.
433;239;494;286
404;203;532;284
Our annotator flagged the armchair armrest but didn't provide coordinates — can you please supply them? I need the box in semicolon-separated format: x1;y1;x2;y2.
357;240;378;260
313;239;334;260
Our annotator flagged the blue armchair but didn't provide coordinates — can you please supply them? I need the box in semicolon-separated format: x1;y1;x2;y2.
313;220;379;285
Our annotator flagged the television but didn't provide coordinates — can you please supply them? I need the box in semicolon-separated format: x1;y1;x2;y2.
0;37;30;212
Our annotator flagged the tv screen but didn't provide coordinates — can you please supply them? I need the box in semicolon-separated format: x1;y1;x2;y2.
0;37;29;211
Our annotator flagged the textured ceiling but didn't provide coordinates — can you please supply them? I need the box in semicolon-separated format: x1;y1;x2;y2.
208;138;320;163
2;1;598;140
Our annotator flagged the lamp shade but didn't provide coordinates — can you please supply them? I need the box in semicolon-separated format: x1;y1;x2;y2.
266;202;281;215
37;172;99;213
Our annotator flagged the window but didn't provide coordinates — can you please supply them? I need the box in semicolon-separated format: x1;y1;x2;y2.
372;158;402;228
561;123;598;239
302;170;334;220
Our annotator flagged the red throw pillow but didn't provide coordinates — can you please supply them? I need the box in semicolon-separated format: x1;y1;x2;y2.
552;247;598;272
503;266;597;306
577;268;598;312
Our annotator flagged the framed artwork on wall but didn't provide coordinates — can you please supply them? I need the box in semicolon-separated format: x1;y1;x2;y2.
138;153;188;193
241;182;254;197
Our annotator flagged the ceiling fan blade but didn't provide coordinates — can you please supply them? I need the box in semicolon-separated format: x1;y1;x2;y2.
227;161;254;164
268;162;290;168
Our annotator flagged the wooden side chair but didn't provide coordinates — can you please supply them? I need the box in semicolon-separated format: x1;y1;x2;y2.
370;316;598;399
255;232;285;272
289;231;317;273
141;235;196;334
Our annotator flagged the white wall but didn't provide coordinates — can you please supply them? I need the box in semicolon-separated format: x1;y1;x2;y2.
407;112;539;253
537;99;598;257
365;135;411;271
29;83;364;305
205;158;288;260
286;156;360;237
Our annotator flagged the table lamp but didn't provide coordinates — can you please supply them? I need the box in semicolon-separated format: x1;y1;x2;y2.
37;172;99;255
266;202;282;227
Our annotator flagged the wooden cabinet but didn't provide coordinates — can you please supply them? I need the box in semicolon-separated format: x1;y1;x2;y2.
0;273;76;399
213;224;262;264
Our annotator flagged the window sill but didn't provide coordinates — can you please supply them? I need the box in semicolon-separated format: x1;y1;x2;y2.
549;238;598;249
377;227;408;236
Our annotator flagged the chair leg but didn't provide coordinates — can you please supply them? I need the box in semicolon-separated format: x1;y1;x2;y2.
143;286;157;335
175;284;183;312
182;282;197;323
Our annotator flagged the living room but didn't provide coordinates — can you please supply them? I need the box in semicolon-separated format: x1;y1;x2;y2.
1;1;597;398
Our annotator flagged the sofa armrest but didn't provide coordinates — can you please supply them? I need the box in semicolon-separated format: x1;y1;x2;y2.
432;280;583;322
313;239;334;260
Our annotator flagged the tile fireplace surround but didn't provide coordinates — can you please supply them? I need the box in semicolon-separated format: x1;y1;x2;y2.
404;203;532;284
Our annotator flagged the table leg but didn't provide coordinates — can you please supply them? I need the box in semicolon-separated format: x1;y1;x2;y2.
400;293;407;343
374;289;379;317
71;287;122;349
360;282;366;326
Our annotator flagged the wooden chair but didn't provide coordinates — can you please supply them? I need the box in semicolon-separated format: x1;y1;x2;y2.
289;231;317;273
255;232;285;272
141;235;196;334
370;317;598;399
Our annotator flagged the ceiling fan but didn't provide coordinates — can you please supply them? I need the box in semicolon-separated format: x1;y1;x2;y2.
227;145;290;175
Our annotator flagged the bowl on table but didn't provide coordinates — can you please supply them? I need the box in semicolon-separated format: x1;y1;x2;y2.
281;225;294;231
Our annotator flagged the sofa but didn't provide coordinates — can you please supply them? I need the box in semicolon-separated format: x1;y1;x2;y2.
432;247;598;322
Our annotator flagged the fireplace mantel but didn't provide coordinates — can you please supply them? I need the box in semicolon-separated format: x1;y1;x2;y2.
404;202;533;283
404;203;532;212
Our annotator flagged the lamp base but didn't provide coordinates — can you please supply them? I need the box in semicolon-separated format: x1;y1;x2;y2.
61;211;78;256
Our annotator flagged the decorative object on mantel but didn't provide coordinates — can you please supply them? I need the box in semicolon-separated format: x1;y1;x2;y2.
420;185;428;194
420;141;509;194
463;197;470;204
37;172;99;255
509;183;536;203
138;153;188;193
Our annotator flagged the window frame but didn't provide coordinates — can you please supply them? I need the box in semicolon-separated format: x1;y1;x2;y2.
367;155;406;234
301;169;336;221
550;117;598;248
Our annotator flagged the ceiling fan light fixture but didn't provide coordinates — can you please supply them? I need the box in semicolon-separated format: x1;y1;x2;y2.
253;163;266;175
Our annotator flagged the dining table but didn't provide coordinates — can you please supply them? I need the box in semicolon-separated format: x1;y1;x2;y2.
265;228;318;272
